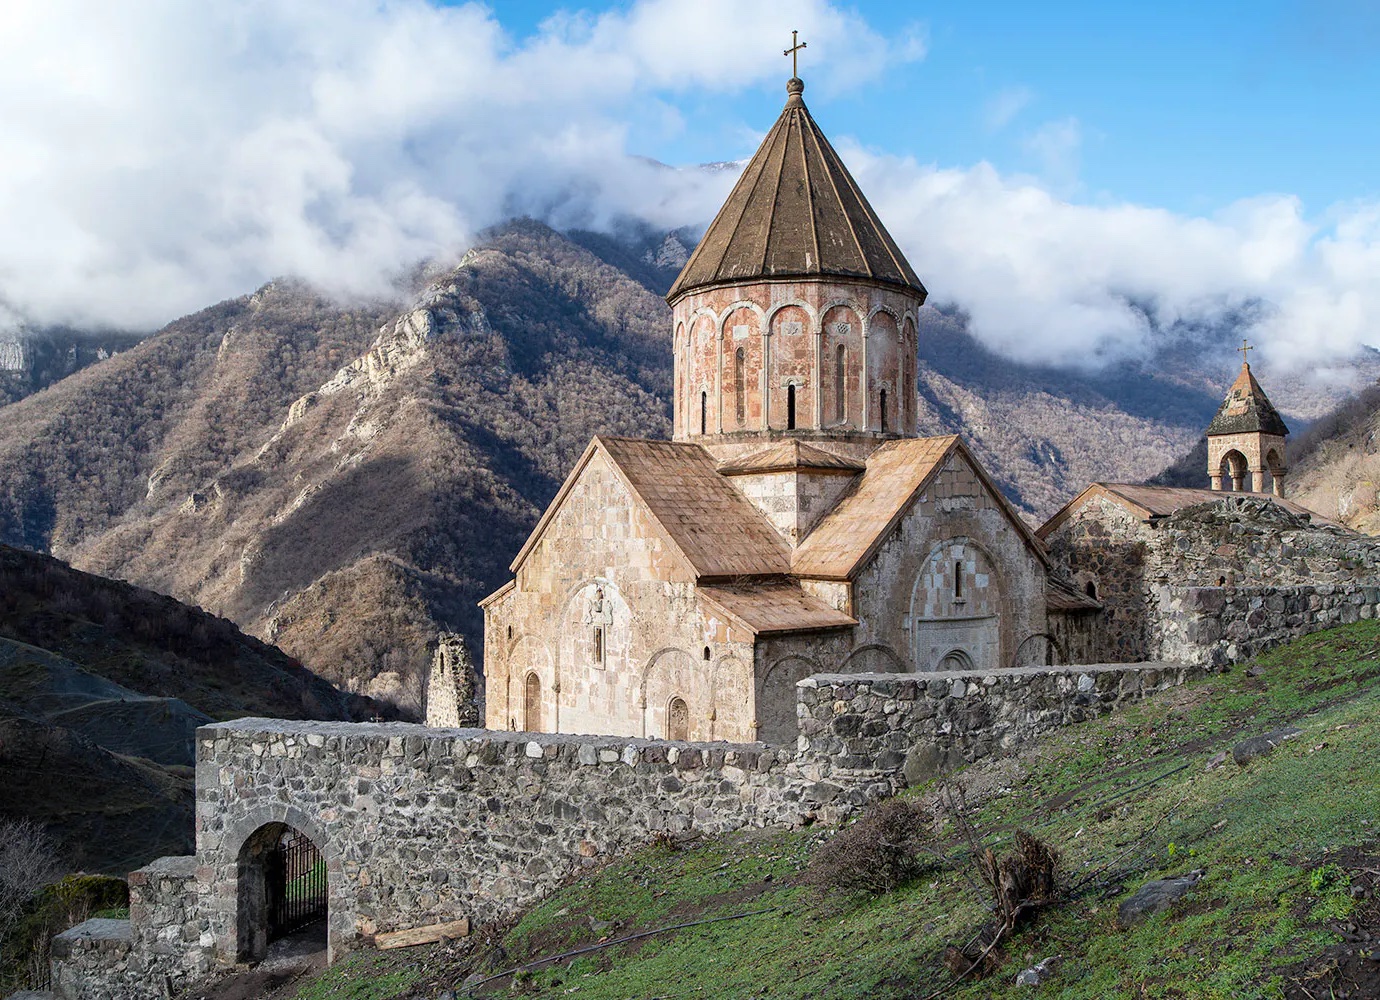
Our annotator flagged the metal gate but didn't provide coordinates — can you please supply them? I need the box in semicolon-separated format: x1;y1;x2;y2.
266;829;326;940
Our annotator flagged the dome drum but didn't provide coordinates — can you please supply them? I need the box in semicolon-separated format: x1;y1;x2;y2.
671;277;922;453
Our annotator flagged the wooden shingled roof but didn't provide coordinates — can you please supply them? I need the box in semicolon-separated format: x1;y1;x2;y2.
698;580;857;636
667;79;926;303
510;437;790;579
791;435;1048;580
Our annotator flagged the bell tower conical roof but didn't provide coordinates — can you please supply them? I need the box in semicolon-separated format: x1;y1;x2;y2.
1206;361;1290;438
667;78;926;303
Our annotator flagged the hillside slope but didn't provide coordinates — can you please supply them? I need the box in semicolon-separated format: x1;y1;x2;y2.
0;220;1375;712
1279;384;1380;531
253;621;1380;1000
0;543;392;873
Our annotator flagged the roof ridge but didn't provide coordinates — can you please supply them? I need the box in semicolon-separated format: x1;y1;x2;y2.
801;106;869;279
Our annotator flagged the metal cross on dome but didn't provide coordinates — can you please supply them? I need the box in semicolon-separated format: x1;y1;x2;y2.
784;29;807;78
1239;338;1253;364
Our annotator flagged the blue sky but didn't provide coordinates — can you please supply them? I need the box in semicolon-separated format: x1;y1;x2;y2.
484;0;1380;214
1;0;1377;368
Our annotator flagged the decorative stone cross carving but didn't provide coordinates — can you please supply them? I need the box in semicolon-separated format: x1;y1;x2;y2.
583;585;613;627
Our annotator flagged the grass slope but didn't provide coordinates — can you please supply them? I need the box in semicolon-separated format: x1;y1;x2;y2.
245;622;1380;1000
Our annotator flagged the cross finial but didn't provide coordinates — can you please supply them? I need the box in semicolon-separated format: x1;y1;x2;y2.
1239;338;1253;365
784;29;806;79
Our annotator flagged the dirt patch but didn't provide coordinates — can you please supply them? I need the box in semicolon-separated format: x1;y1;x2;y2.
1285;847;1380;1000
1300;664;1380;695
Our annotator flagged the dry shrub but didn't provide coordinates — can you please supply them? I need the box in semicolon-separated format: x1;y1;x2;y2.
808;798;936;895
978;828;1061;933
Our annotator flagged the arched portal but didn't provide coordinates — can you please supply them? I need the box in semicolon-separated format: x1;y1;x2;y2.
236;823;327;963
910;539;1002;671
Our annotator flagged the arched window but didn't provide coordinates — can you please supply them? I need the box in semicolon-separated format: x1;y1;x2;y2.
700;391;707;436
786;384;797;430
733;348;746;425
668;696;690;742
1085;580;1097;600
879;389;888;432
524;672;542;732
835;344;847;422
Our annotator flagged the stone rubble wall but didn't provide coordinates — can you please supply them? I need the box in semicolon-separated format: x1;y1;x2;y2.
797;663;1205;782
52;659;1203;999
1044;495;1380;664
1150;585;1380;666
49;920;132;1000
191;721;895;967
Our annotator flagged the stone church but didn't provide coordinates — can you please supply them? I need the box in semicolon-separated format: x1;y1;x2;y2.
479;75;1053;745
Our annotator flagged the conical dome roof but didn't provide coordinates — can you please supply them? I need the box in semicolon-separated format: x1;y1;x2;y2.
1206;363;1290;437
667;78;926;303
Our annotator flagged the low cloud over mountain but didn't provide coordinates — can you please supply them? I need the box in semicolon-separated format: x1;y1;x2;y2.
1;0;1377;372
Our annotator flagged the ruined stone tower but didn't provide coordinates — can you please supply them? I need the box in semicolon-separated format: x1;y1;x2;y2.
1206;351;1289;495
667;75;928;466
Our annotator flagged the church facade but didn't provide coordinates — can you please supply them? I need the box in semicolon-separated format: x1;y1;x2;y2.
480;76;1052;745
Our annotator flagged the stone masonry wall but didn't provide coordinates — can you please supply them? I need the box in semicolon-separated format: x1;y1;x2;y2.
192;721;893;966
1151;584;1380;666
797;663;1205;782
52;659;1204;999
1045;495;1380;664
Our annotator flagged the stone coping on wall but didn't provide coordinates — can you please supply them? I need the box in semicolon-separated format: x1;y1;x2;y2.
197;718;805;782
199;718;783;757
50;919;131;958
801;662;1193;689
128;855;198;882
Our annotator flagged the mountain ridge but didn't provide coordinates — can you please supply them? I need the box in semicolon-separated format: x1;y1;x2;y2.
0;219;1376;715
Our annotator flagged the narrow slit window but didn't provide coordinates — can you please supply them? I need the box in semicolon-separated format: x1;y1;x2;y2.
835;344;847;422
593;626;604;664
700;391;707;435
786;384;797;430
734;348;745;425
954;561;964;600
879;389;888;432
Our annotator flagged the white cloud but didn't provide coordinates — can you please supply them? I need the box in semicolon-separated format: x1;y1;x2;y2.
0;0;1375;376
1020;116;1084;193
845;147;1380;368
0;0;918;332
983;85;1033;131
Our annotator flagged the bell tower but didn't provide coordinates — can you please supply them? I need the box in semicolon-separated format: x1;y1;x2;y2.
1206;341;1289;495
666;57;927;466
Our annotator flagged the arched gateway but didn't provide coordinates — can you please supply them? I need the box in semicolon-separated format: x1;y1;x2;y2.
236;823;328;962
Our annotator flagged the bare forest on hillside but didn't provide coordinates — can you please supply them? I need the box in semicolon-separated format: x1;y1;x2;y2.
0;219;1374;719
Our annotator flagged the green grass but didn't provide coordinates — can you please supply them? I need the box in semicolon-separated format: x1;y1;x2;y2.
289;951;422;1000
292;621;1380;1000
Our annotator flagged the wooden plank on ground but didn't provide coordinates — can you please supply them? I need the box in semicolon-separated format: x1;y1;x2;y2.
376;918;471;950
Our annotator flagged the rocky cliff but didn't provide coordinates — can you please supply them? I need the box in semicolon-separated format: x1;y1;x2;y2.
0;219;1372;716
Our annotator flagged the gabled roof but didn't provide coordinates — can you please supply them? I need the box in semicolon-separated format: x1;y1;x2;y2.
698;580;857;636
717;440;865;476
1206;363;1290;437
510;437;790;579
1036;482;1341;539
791;435;1048;580
667;78;926;303
1046;576;1102;612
